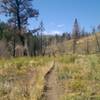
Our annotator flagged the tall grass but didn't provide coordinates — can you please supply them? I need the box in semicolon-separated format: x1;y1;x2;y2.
0;56;53;100
57;54;100;100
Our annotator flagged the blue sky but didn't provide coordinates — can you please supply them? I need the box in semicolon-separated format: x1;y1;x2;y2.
0;0;100;34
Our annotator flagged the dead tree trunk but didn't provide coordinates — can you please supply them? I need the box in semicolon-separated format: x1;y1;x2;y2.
24;39;29;56
13;34;16;57
86;38;89;54
95;33;100;52
73;38;77;54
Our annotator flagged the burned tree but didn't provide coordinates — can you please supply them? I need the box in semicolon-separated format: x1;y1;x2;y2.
97;24;100;32
39;21;45;55
72;18;80;54
92;27;100;52
86;36;89;54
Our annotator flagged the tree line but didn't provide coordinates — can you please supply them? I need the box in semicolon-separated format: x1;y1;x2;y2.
0;0;47;57
0;0;100;57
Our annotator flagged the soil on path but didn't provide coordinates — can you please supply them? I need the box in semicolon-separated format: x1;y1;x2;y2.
40;63;59;100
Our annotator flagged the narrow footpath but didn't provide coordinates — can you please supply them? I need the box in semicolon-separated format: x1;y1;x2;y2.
40;63;59;100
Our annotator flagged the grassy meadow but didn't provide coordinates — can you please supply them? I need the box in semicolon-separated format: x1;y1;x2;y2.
0;56;54;100
0;1;100;100
0;53;100;100
56;54;100;100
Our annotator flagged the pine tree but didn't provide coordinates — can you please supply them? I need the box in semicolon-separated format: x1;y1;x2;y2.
72;18;80;39
72;18;80;53
0;0;39;56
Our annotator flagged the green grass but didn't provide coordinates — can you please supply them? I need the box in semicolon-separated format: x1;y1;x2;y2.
57;54;100;100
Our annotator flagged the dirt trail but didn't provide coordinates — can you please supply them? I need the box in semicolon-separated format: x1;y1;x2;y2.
41;63;59;100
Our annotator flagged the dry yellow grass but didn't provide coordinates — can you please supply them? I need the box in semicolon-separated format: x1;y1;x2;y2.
0;56;54;100
56;54;100;100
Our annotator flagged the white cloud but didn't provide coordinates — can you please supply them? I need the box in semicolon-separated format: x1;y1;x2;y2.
57;24;65;28
44;30;61;35
51;31;60;34
44;31;49;35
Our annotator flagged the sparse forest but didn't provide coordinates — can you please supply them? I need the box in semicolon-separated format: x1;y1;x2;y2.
0;0;100;100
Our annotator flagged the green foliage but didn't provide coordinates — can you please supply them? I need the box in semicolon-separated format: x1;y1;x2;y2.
0;22;13;41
